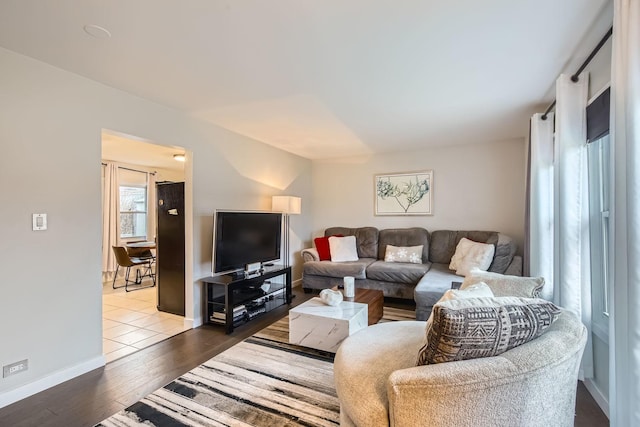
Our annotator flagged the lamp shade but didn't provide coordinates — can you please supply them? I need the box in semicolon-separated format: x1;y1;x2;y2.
272;196;301;215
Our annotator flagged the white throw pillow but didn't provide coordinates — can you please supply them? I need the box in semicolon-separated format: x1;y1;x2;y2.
449;237;495;276
384;245;423;264
449;237;473;270
439;281;495;302
328;236;359;262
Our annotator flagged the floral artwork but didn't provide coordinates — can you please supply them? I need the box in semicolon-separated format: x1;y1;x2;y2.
375;170;433;215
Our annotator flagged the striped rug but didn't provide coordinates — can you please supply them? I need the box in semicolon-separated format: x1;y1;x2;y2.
96;306;415;427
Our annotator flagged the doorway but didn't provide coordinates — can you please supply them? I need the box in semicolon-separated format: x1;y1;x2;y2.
101;130;191;362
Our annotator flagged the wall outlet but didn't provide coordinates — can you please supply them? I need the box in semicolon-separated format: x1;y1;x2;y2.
3;359;28;378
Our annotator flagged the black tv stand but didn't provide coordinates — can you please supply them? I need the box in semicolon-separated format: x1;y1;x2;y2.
202;265;292;334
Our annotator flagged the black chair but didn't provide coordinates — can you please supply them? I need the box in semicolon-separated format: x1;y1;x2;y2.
112;246;156;292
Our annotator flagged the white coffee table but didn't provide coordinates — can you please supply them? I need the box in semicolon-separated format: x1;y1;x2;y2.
289;297;368;352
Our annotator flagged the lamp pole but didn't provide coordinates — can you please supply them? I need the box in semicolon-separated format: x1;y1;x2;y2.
271;196;301;268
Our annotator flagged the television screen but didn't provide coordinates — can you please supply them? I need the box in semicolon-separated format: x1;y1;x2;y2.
213;211;282;274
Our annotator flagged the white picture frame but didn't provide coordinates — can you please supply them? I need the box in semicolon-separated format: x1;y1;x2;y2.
374;170;433;216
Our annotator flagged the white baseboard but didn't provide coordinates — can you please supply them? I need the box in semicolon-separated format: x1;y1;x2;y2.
184;316;196;329
0;355;105;409
292;278;302;287
584;378;609;419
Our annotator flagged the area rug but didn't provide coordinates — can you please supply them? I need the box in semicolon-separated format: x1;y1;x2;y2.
96;306;415;427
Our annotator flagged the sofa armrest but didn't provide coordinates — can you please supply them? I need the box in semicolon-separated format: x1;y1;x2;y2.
387;353;577;427
504;255;522;276
301;248;320;262
387;358;517;427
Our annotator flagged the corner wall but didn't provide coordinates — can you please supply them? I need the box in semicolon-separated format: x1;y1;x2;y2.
310;139;526;251
0;47;312;406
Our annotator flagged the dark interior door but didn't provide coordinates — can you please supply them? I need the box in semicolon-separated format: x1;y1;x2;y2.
156;182;185;316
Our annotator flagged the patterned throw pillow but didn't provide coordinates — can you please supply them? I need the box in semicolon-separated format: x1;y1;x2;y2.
415;282;495;366
384;245;424;264
416;297;561;365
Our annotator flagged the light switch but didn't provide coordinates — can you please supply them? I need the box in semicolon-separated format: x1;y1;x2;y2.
32;213;47;231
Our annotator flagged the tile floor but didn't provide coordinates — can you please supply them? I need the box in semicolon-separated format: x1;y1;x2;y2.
102;283;189;363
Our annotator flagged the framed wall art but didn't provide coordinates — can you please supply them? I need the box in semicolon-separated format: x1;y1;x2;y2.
374;170;433;216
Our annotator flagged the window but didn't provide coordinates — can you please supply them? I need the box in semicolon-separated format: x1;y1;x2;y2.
120;185;147;239
118;168;150;240
586;87;610;340
587;136;610;317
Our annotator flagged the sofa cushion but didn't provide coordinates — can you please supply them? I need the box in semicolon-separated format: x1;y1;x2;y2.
366;260;431;284
461;271;545;298
414;263;462;319
303;258;375;280
488;233;517;273
416;297;561;365
378;228;429;262
325;227;379;259
384;245;424;264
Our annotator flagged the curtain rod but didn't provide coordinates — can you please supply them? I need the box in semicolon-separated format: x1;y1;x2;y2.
541;26;613;120
101;162;156;175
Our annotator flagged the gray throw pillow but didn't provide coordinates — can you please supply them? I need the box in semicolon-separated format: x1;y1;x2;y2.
416;297;560;365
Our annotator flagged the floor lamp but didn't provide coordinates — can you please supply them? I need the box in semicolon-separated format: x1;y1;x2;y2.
272;196;302;267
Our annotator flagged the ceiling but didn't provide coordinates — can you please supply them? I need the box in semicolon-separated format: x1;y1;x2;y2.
102;132;185;171
0;0;610;159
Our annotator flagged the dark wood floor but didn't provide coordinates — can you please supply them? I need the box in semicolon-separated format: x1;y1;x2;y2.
0;288;609;427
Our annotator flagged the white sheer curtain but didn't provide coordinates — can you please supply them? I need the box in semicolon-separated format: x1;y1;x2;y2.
554;73;593;379
102;162;120;280
147;172;156;242
528;112;555;300
610;1;640;424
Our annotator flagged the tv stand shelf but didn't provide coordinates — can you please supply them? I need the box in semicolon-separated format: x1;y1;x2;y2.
203;265;292;334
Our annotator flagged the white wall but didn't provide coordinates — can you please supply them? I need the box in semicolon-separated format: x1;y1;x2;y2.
310;139;526;252
0;47;312;405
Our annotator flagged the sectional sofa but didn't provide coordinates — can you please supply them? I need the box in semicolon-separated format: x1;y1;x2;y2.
301;226;522;320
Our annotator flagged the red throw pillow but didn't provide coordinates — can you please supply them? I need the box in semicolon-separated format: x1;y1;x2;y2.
314;234;343;261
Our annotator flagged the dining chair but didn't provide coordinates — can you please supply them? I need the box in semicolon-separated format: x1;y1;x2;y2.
112;246;156;292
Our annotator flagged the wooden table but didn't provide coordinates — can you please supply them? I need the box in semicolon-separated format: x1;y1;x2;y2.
332;286;384;325
126;241;156;284
126;241;156;258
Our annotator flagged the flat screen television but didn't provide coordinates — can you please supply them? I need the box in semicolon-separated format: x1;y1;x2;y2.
212;211;283;275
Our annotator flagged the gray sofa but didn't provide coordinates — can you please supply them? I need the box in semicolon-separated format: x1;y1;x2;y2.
301;227;522;319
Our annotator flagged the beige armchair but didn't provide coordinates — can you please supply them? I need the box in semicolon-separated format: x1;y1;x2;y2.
334;310;587;427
